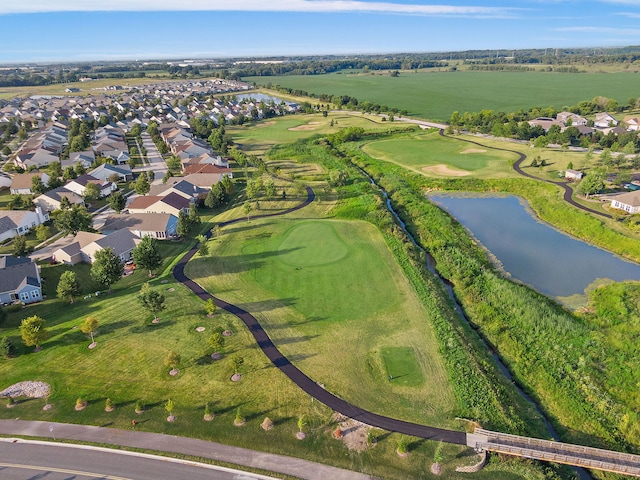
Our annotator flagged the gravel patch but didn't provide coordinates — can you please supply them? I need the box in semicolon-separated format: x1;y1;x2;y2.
1;381;50;399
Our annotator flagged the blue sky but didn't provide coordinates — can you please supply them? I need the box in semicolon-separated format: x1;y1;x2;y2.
1;1;640;63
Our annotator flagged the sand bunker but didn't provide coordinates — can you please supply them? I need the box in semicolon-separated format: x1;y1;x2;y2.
288;122;320;131
422;164;471;177
461;148;487;154
256;121;276;128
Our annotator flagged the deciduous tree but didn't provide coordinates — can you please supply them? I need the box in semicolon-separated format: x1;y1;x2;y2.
19;315;49;350
137;282;165;321
90;247;123;292
53;204;93;235
81;316;99;344
57;270;79;303
107;190;126;213
132;236;162;276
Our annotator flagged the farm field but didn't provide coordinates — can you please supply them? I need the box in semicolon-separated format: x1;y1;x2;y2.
361;130;518;178
244;71;640;121
186;212;459;429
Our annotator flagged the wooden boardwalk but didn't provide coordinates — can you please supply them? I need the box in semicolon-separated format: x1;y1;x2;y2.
468;429;640;477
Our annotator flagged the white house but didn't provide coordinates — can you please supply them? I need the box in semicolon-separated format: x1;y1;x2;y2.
594;112;618;129
64;174;115;198
0;256;42;305
610;190;640;214
565;169;584;181
34;187;84;212
0;208;49;242
52;229;140;265
10;173;50;195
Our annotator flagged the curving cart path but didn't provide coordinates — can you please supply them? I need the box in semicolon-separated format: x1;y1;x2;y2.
173;187;467;445
436;129;613;219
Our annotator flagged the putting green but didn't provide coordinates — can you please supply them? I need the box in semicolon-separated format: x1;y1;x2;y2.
381;347;425;387
277;222;348;267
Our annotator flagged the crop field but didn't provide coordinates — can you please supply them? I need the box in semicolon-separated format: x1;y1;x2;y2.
361;130;518;178
244;71;640;121
186;214;458;428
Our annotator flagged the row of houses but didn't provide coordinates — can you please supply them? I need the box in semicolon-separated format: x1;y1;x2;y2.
529;111;640;136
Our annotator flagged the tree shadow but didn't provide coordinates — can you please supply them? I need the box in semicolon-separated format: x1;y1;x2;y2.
187;247;303;276
273;334;320;345
273;416;295;427
238;297;297;313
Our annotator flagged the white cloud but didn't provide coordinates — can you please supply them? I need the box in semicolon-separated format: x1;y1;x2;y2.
614;11;640;17
557;26;640;35
600;0;640;5
0;0;520;17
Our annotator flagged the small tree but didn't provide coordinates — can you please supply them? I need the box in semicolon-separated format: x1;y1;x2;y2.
19;315;49;350
165;350;181;370
165;398;175;419
12;235;28;257
90;247;123;292
57;270;79;304
396;436;410;457
35;224;52;242
196;234;209;256
81;316;99;344
135;400;144;413
132;172;150;195
205;298;216;317
105;398;115;412
231;355;244;374
234;407;245;426
177;210;191;238
132;236;162;276
208;332;224;352
243;201;253;222
83;182;101;203
0;336;13;359
107;190;126;213
138;283;166;322
297;414;307;433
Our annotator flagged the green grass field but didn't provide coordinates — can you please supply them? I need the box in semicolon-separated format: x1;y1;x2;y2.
245;71;640;121
186;214;458;428
361;130;518;178
228;112;396;155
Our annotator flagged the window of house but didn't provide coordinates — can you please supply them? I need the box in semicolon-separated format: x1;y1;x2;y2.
31;290;39;299
20;292;29;301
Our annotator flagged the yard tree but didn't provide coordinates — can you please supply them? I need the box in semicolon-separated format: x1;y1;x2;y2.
54;204;93;235
177;210;191;238
221;176;234;196
166;156;182;174
35;224;51;242
164;350;180;369
12;235;28;257
81;316;99;344
243;201;253;221
75;162;87;176
205;298;216;316
195;234;208;255
57;270;79;303
231;355;244;374
90;247;123;292
19;315;49;350
577;171;605;198
31;175;45;195
188;203;201;230
208;332;224;352
132;235;162;276
132;172;150;195
107;190;126;213
59;195;71;210
264;178;276;200
138;282;165;322
83;182;101;203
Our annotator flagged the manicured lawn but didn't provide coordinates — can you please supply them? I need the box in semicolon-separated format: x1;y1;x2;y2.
186;215;457;428
228;112;397;155
361;130;518;178
380;347;424;387
245;71;640;121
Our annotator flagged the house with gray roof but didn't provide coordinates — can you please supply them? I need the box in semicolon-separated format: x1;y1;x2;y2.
0;256;42;304
52;229;140;265
611;190;640;214
34;186;84;212
101;213;178;239
89;163;132;182
0;208;49;243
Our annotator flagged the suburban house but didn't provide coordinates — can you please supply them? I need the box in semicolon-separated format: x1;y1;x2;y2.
127;192;190;217
0;255;42;304
10;172;50;195
623;116;640;131
100;212;178;239
0;208;50;242
52;229;140;265
34;186;84;212
557;111;588;126
610;190;640;214
63;150;96;169
89;163;132;182
182;162;233;177
565;169;584;181
528;117;564;132
64;174;115;198
149;178;209;202
594;112;618;129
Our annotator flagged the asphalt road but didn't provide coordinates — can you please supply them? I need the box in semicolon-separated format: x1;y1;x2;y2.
0;440;275;480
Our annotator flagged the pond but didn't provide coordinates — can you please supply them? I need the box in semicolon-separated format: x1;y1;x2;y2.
429;193;640;302
235;93;291;104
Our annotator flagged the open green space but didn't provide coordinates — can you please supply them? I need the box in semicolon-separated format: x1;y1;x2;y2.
245;71;640;121
186;214;458;429
361;130;517;178
228;112;395;155
380;347;424;387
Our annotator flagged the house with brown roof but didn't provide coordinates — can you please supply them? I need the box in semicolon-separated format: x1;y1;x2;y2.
127;192;190;217
182;162;233;177
10;173;50;195
64;174;115;198
611;190;640;214
34;186;84;212
100;213;178;239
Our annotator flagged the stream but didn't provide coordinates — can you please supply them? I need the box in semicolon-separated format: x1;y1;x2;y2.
358;168;590;479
